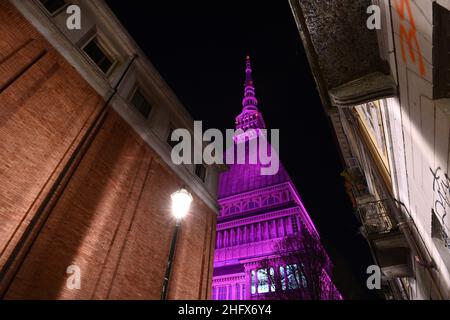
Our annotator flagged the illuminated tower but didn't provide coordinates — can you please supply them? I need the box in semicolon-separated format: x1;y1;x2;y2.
211;56;341;300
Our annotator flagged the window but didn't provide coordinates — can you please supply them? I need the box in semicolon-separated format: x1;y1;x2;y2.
291;216;299;233
245;201;258;210
218;286;227;300
39;0;66;14
131;89;152;118
83;37;113;74
195;164;207;182
286;264;301;290
280;266;286;290
263;196;278;206
432;210;450;248
433;3;450;99
280;264;306;290
251;270;256;294
229;206;239;214
257;269;269;294
269;268;276;292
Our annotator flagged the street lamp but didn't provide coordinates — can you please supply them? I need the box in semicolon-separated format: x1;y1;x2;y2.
161;187;193;300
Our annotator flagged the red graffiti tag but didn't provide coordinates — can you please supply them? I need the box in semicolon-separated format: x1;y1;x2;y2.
393;0;426;77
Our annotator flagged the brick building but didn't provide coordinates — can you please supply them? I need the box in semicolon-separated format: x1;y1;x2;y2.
0;0;222;299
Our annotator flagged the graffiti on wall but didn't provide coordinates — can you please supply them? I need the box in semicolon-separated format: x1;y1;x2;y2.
393;0;426;77
430;167;450;246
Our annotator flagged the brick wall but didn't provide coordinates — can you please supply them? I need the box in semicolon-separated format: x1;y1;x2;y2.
0;1;215;299
0;0;104;279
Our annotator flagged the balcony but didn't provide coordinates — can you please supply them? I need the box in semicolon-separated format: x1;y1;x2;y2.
357;200;413;279
358;200;395;236
342;167;374;208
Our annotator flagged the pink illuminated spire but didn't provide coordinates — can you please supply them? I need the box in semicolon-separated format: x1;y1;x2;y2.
235;56;265;131
242;55;258;111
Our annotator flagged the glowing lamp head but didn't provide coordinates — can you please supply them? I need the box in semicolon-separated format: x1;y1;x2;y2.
171;188;193;220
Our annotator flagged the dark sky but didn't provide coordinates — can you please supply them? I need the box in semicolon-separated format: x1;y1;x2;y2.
106;1;378;299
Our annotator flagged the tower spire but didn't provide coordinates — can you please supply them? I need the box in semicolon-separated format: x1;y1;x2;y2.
235;55;266;133
242;55;258;111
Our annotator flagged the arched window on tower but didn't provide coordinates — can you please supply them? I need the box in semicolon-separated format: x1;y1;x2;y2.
244;200;258;211
229;206;240;214
263;196;278;207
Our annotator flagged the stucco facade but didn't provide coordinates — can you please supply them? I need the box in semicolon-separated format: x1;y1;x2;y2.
290;0;450;299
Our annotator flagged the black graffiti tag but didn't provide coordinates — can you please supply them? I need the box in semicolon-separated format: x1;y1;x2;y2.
430;167;450;225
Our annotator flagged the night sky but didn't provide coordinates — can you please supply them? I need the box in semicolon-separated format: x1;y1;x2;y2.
106;1;378;299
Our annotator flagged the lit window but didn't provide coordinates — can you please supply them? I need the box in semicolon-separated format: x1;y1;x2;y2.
39;0;66;14
257;269;269;293
195;164;207;182
251;270;256;294
269;268;275;292
131;89;152;119
286;264;300;289
83;37;113;74
280;266;286;290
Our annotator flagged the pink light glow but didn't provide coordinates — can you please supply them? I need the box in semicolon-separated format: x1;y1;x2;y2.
211;56;341;300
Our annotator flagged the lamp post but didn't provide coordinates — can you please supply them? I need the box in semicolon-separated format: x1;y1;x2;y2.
160;187;193;300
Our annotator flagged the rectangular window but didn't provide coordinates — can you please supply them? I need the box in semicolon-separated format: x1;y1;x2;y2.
432;210;450;248
257;269;269;294
291;216;299;233
131;89;152;118
83;37;113;74
39;0;66;14
280;266;286;290
251;270;256;295
269;267;275;292
433;3;450;99
218;286;227;300
195;164;207;182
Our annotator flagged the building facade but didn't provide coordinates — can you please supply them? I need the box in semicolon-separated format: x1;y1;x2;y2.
0;0;222;299
211;57;340;300
290;0;450;299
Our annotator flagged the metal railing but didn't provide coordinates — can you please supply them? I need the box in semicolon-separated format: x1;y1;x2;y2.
358;199;396;235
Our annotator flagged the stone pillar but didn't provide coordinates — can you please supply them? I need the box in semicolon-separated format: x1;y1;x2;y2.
265;221;269;240
224;230;229;247
217;231;222;248
243;226;247;244
245;268;252;300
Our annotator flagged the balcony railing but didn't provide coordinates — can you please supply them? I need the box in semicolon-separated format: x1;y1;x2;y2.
357;199;396;235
